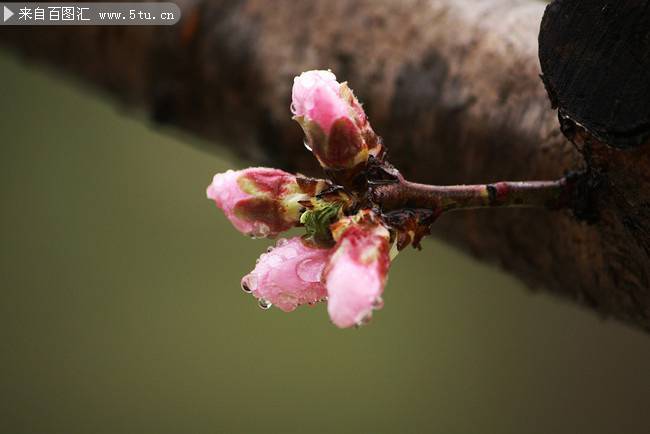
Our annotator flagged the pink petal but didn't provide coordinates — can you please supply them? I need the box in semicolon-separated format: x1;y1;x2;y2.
291;70;349;134
291;70;380;171
325;223;391;328
206;169;255;235
206;168;301;238
241;237;332;312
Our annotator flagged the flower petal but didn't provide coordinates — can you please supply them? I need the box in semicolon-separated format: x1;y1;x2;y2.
325;213;391;328
291;70;346;134
291;70;381;172
241;237;332;312
206;168;312;238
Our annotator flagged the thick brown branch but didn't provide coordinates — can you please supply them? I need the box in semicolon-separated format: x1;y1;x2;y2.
2;0;650;331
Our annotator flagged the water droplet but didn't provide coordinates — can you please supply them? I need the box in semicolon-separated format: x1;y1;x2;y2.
276;238;288;247
355;312;373;328
296;258;325;283
372;297;384;310
266;246;274;253
242;274;257;293
283;247;298;259
303;139;313;152
249;223;270;239
258;298;273;310
267;255;282;267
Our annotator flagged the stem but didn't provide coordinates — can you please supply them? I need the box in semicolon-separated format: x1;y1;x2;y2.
372;178;571;214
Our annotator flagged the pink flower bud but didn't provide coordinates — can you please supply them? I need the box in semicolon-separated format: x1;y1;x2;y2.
206;168;312;238
325;211;391;328
291;70;381;170
241;237;332;312
291;70;348;134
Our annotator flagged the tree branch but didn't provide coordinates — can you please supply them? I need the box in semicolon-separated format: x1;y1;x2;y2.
372;178;571;213
2;0;649;331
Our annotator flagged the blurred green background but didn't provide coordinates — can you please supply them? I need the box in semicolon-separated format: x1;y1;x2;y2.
1;51;650;434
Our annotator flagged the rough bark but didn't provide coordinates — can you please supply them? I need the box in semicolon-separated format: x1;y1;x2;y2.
539;0;650;328
2;0;649;331
540;0;650;149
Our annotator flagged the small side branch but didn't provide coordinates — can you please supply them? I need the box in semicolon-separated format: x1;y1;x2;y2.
372;178;571;215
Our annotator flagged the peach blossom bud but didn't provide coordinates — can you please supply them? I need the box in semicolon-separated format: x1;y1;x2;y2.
325;211;391;328
291;70;381;170
206;168;315;238
241;237;332;312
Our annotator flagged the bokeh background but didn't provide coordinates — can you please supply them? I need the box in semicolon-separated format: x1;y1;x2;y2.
1;51;650;434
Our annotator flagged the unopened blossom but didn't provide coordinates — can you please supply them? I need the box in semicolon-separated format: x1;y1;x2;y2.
205;68;572;329
206;70;423;329
206;168;325;238
241;237;332;312
325;211;392;328
291;70;381;170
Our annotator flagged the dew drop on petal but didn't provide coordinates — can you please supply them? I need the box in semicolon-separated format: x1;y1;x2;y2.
241;274;257;293
267;254;283;267
355;312;373;328
248;223;270;239
258;298;273;310
276;238;288;247
296;258;325;283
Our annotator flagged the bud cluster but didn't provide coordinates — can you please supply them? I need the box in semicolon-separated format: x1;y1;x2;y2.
206;71;403;328
205;68;575;328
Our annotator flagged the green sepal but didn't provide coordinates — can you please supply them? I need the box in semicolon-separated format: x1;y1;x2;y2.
300;200;342;246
